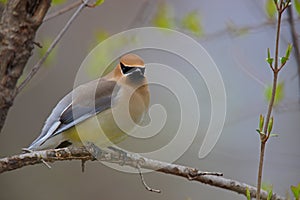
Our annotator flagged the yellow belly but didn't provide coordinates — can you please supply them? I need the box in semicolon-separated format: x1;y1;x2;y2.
61;109;129;148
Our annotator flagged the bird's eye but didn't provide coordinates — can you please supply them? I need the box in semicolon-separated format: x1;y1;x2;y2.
120;62;132;74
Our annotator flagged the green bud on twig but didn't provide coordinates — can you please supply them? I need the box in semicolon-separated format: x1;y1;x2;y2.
259;114;264;132
266;48;274;65
285;43;292;59
268;116;274;134
246;187;251;200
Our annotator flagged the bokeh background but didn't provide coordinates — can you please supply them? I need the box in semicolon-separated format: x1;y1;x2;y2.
1;0;300;199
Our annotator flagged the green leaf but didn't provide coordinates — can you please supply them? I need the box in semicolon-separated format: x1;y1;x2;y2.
52;0;66;6
268;48;271;58
152;3;174;28
259;114;264;132
295;0;300;16
291;183;300;199
266;57;274;65
0;0;7;4
264;81;284;105
285;43;293;59
265;0;277;18
37;37;57;67
268;116;273;134
280;44;293;65
269;133;279;137
94;0;105;7
181;11;203;37
280;56;288;65
246;187;251;200
267;188;273;200
266;48;274;65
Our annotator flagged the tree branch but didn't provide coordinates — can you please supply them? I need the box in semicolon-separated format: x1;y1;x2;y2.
256;2;290;199
0;0;51;133
17;0;90;93
0;147;285;200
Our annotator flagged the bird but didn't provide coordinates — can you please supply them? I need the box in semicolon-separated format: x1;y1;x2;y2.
27;54;149;151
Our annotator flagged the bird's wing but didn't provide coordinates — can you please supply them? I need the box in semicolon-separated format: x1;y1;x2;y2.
28;79;120;149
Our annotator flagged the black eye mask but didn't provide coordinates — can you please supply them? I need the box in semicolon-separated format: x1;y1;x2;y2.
120;62;145;75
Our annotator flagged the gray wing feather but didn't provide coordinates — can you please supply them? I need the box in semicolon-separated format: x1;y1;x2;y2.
28;79;119;150
28;91;73;149
52;95;112;135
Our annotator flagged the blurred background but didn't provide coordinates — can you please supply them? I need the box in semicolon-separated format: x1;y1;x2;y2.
1;0;300;199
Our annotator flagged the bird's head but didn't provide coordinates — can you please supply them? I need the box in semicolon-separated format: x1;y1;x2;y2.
116;54;146;82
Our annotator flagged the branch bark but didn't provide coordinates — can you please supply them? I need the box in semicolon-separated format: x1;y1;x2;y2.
17;0;89;93
0;147;285;200
0;0;51;132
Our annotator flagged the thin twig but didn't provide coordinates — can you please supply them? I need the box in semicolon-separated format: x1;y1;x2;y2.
256;1;290;199
278;61;286;71
137;163;161;193
0;147;284;200
268;61;275;72
257;141;267;200
81;160;86;172
16;0;90;94
41;158;52;168
33;41;43;48
273;5;282;72
196;17;300;41
43;0;82;22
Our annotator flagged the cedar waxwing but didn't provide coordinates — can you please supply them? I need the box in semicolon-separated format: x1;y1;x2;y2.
27;54;149;150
